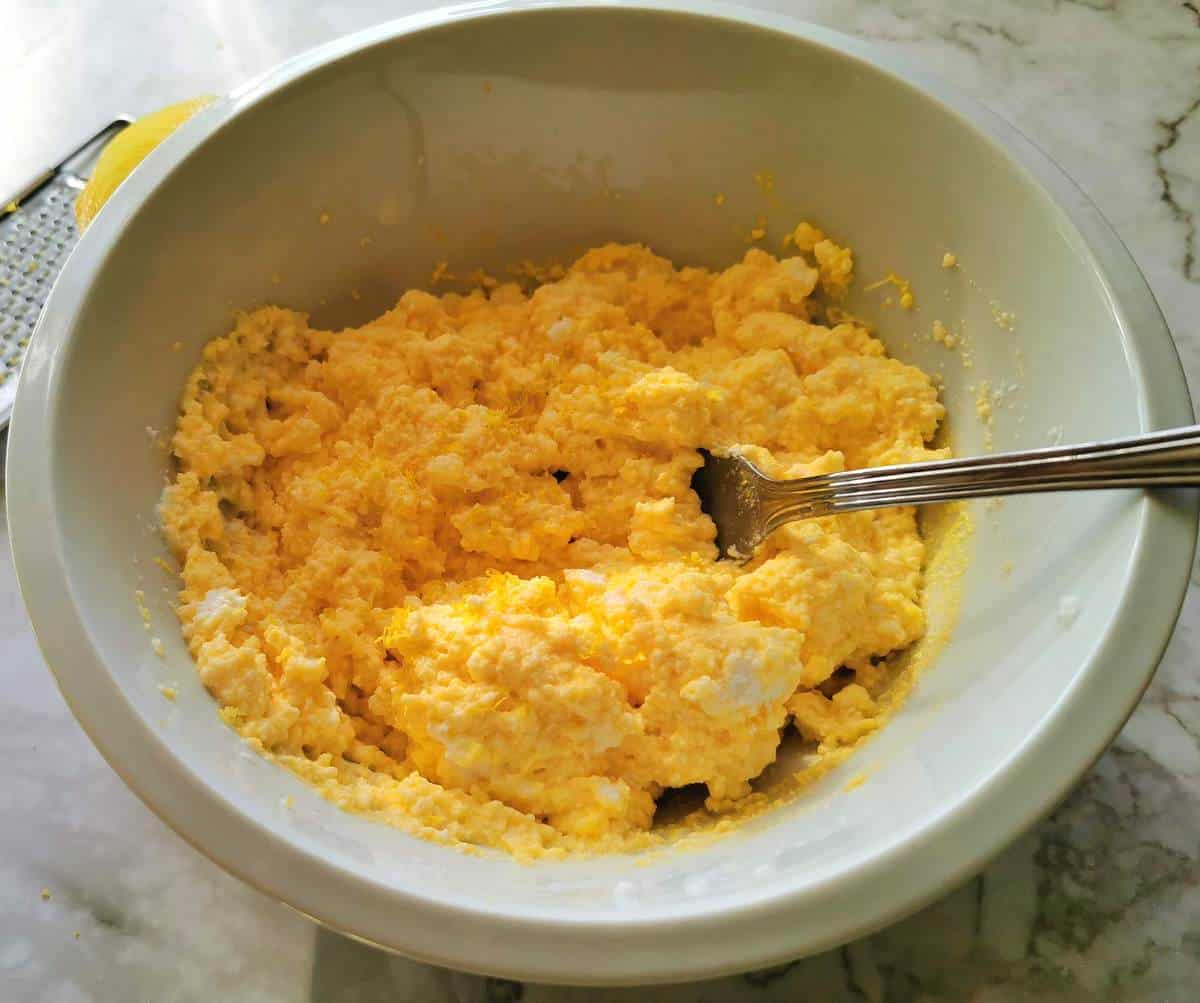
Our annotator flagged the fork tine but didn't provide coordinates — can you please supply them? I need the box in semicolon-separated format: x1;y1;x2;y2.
692;450;764;560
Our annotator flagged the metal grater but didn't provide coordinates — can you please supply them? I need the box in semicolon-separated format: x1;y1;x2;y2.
0;119;133;437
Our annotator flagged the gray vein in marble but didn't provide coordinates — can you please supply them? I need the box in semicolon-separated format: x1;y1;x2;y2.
947;18;1028;53
1154;94;1200;282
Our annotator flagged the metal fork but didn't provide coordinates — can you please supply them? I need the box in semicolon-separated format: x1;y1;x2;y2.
692;425;1200;559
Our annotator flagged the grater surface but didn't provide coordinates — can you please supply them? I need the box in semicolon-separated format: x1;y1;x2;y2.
0;178;81;427
0;119;133;435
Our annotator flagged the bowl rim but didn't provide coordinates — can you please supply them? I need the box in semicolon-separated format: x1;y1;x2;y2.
8;0;1197;985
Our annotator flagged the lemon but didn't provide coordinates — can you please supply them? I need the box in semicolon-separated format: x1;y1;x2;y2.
74;96;216;231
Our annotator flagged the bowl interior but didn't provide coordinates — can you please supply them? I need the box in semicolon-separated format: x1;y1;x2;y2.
23;3;1194;973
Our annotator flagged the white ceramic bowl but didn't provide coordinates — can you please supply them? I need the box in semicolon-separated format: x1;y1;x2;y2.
10;0;1197;985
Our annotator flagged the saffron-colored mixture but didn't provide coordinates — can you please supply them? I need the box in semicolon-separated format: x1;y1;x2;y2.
160;233;945;858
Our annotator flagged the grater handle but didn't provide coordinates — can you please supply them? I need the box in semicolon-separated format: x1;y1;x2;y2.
3;117;135;214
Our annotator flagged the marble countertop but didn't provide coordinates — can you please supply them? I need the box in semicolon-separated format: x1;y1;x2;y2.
4;1;1199;999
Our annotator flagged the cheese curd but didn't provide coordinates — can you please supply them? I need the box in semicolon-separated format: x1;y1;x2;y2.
160;240;945;858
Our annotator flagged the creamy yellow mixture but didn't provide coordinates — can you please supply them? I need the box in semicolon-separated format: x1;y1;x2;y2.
160;236;945;858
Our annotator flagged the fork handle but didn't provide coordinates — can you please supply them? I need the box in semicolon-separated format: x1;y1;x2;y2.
762;424;1200;525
